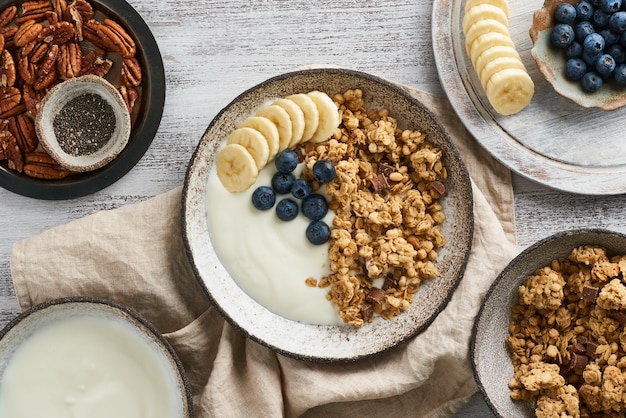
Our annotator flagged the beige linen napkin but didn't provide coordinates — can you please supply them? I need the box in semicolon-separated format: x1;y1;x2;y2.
10;86;518;417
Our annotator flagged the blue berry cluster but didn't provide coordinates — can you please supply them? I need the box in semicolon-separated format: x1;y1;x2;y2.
550;0;626;92
250;148;336;245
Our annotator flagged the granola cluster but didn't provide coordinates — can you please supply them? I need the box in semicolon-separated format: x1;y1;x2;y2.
300;89;447;328
508;245;626;417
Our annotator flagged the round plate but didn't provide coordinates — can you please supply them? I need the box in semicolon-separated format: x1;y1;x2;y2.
0;0;165;200
433;0;626;195
182;68;474;362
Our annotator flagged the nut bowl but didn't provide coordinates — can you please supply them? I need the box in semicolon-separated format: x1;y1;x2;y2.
472;228;626;417
0;297;192;417
182;68;474;362
530;0;626;110
35;75;131;172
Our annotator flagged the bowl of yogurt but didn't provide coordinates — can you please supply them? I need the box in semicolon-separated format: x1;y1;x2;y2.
0;297;192;418
182;68;474;362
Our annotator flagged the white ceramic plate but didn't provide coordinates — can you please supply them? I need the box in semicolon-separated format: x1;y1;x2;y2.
433;0;626;195
182;68;474;362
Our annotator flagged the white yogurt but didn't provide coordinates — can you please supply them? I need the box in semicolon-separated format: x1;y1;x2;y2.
206;163;343;325
0;315;183;418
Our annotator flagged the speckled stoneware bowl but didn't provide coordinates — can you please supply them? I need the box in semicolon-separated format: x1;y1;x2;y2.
182;68;473;362
35;75;132;172
472;228;626;417
530;0;626;110
0;297;192;417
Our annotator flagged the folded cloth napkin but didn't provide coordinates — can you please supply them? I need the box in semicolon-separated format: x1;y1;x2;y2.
10;85;518;417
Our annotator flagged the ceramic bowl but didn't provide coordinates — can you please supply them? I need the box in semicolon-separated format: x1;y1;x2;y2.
0;297;192;417
35;75;131;172
182;68;474;362
530;0;626;110
472;228;626;417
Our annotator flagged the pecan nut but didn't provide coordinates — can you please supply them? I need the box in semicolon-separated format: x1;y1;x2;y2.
14;19;43;47
121;57;142;87
0;5;17;28
0;25;17;50
119;85;138;113
9;114;38;153
82;19;106;49
72;0;94;21
66;5;83;41
57;42;81;78
0;86;21;115
23;152;70;179
15;1;53;25
96;19;136;58
79;50;112;77
38;21;75;45
0;49;16;87
0;130;23;172
52;0;67;21
17;55;36;84
23;83;44;115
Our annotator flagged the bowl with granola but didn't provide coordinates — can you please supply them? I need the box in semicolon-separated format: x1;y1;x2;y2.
182;67;474;361
472;228;626;417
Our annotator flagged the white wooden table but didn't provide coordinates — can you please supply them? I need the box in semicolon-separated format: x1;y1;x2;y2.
1;1;625;416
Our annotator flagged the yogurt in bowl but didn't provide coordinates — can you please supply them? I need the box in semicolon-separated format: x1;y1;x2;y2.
0;297;192;418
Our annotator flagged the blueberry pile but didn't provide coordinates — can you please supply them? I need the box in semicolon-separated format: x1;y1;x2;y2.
550;0;626;92
251;149;336;245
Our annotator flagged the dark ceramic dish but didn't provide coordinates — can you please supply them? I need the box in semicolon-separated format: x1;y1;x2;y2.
0;297;192;416
182;68;474;362
472;228;626;417
0;0;165;200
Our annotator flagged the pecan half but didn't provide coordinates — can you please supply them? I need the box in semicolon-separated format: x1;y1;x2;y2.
82;19;106;49
0;25;17;50
38;21;75;45
23;83;44;115
24;152;70;179
0;49;16;87
57;41;81;78
0;6;16;28
66;5;83;41
0;130;23;172
0;86;21;115
119;85;138;113
52;0;67;21
97;19;136;58
45;10;59;25
79;50;111;77
121;57;141;87
14;19;43;47
17;55;36;84
27;40;49;63
15;1;53;25
72;0;93;21
34;66;58;90
9;114;37;153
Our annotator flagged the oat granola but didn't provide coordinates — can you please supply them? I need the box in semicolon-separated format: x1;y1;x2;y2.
508;245;626;417
300;89;447;328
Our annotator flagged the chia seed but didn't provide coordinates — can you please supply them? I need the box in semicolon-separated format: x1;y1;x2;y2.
53;93;116;157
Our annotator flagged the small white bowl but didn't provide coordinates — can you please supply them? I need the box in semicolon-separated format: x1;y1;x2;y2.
35;75;131;172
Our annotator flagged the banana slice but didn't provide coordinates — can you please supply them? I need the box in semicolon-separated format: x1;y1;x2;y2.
485;68;535;116
474;45;521;80
255;104;293;152
273;98;306;147
215;143;259;193
240;116;280;160
464;0;510;17
480;56;525;89
469;32;515;69
226;127;270;170
307;91;340;144
464;19;510;55
286;93;319;143
462;4;508;34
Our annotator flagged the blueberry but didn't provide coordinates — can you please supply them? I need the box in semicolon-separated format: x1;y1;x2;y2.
613;63;626;83
565;58;588;80
566;41;583;58
290;178;312;199
608;43;626;62
301;193;328;221
599;28;620;46
574;21;596;43
583;33;605;54
271;172;295;194
276;198;299;221
581;71;603;91
555;3;577;23
312;159;336;184
601;0;622;13
596;53;617;76
576;1;595;20
593;9;611;28
582;49;602;66
251;186;276;211
305;220;331;245
274;149;299;174
550;23;576;48
609;11;626;32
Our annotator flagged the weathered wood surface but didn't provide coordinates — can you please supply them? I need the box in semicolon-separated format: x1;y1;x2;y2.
0;0;625;416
